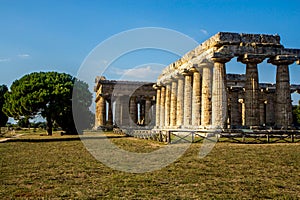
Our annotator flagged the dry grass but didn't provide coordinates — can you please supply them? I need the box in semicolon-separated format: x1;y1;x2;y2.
0;131;299;199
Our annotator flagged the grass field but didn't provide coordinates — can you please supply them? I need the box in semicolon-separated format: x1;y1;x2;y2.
0;131;300;199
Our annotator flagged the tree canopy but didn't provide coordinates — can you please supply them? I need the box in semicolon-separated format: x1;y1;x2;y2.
292;101;300;127
3;72;93;135
0;84;8;127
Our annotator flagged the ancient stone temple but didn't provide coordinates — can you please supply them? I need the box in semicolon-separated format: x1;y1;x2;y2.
153;32;300;132
94;76;156;129
94;32;300;134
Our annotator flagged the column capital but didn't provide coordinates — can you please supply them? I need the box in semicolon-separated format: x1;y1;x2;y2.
237;54;265;64
189;66;201;73
267;55;297;65
211;52;234;63
181;68;193;76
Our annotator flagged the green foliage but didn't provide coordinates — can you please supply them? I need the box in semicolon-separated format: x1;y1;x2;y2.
3;72;93;135
0;84;8;127
292;101;300;127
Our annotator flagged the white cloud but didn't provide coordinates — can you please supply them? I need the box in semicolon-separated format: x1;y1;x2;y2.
18;54;30;58
0;58;10;62
200;29;208;35
108;65;163;82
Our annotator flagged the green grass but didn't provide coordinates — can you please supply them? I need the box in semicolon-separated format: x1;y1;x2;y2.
1;132;300;199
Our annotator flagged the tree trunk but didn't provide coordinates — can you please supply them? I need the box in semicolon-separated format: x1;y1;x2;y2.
46;116;53;136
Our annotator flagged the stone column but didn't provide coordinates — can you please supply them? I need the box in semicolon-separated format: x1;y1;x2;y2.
211;54;233;128
98;96;106;127
139;100;145;125
170;80;178;127
160;86;166;128
238;54;265;127
201;64;212;126
114;97;121;126
183;70;192;126
259;100;266;126
145;97;152;125
107;99;113;126
268;55;296;128
229;88;241;127
176;76;184;127
191;67;201;126
129;96;137;126
164;83;171;127
120;96;130;126
239;99;245;126
154;86;161;127
266;92;275;126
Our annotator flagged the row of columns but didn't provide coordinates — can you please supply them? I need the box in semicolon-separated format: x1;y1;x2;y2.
95;96;154;128
155;56;231;129
155;54;296;130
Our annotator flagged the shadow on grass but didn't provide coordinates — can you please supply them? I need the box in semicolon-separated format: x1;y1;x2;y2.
4;135;129;143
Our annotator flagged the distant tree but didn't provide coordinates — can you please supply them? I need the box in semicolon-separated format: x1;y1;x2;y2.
3;72;93;135
0;84;8;127
292;101;300;127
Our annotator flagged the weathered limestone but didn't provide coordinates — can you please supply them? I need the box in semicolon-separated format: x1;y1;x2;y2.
268;55;297;128
211;53;232;128
191;67;201;126
155;87;161;127
164;84;171;127
170;80;178;127
145;97;152;125
183;71;192;126
129;97;137;125
238;54;265;127
176;76;184;127
160;86;166;127
201;65;212;126
229;88;241;127
107;99;113;126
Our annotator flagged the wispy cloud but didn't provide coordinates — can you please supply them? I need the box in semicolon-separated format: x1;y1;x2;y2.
0;58;10;62
200;29;208;35
18;54;30;58
108;65;163;82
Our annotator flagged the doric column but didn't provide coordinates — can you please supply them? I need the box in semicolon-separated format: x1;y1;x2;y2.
191;67;201;126
129;96;137;126
145;97;152;125
229;88;241;127
238;54;265;127
176;76;184;127
164;83;171;127
211;53;233;128
268;55;296;128
160;86;166;128
183;70;192;126
107;99;113;126
201;64;212;126
259;100;266;126
115;97;122;126
170;79;178;127
139;100;145;125
120;95;130;126
154;85;161;127
98;96;106;127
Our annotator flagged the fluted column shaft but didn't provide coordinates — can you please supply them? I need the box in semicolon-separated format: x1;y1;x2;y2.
164;84;171;127
145;97;152;125
201;65;212;126
268;55;296;128
160;86;166;128
211;61;228;128
155;88;161;127
238;54;265;127
107;99;113;126
191;68;201;126
176;77;184;126
170;80;177;127
183;72;192;126
98;96;106;126
230;89;241;127
129;97;137;126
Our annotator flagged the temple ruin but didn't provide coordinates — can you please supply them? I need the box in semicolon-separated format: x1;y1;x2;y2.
95;32;300;140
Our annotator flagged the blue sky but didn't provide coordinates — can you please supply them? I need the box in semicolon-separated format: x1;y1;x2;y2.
1;0;300;102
